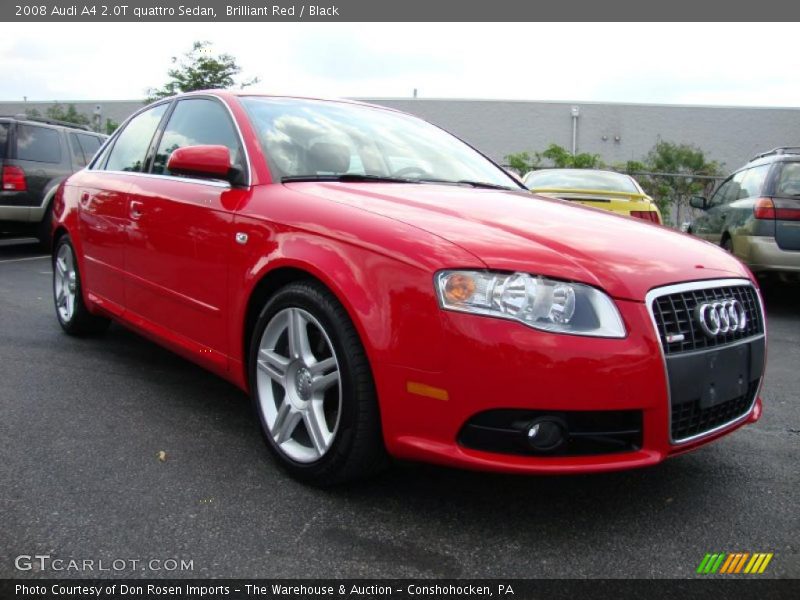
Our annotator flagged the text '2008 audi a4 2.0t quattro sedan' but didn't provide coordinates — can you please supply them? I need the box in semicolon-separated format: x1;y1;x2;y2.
51;92;767;485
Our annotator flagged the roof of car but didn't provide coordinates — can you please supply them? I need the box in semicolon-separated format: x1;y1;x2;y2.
0;114;101;132
178;89;408;115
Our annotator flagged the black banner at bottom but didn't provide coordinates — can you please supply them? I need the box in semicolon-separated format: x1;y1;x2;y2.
1;579;798;600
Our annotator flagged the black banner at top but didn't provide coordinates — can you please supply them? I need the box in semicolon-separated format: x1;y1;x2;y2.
3;0;800;22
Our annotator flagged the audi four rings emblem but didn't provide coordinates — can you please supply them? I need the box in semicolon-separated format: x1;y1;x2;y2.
695;299;748;337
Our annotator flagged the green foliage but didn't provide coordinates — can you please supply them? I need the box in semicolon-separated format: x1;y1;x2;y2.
45;103;92;126
25;103;91;128
104;118;119;135
504;151;540;175
146;41;259;103
541;144;602;169
639;140;722;225
505;144;602;174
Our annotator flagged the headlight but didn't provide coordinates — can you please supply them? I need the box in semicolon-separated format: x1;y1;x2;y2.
435;270;626;338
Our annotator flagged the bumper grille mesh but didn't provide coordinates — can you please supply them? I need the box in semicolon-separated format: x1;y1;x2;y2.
671;382;758;441
652;284;763;355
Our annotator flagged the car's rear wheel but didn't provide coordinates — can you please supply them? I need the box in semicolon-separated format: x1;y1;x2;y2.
53;235;110;335
249;281;387;485
721;236;733;253
37;202;54;252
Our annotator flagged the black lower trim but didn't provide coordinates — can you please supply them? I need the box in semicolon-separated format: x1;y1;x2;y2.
458;409;642;457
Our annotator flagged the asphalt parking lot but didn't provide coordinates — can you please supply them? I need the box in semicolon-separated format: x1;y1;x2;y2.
1;238;798;579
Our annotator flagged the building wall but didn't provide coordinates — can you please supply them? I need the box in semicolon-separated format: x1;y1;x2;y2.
3;97;799;173
358;98;800;172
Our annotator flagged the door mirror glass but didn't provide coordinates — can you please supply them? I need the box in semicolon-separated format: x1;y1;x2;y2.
166;145;232;180
689;195;707;210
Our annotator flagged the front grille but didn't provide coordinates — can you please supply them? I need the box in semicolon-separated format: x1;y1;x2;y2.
652;284;763;355
671;382;758;441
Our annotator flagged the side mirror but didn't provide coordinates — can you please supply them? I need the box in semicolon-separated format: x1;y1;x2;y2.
167;145;233;181
689;195;707;210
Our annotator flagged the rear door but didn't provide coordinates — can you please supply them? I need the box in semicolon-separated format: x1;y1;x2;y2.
123;97;249;370
77;103;169;313
771;161;800;251
12;123;70;209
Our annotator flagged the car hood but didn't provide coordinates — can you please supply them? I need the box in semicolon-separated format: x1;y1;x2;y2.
287;182;750;301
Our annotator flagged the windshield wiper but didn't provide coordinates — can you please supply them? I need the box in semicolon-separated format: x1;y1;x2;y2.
416;178;516;190
281;174;518;190
456;180;518;190
281;174;418;184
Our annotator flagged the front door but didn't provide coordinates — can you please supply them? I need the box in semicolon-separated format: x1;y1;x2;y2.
123;97;249;371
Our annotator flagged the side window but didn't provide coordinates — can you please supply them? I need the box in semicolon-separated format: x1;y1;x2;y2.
708;179;733;208
76;133;103;164
16;124;62;163
69;133;87;167
738;165;770;199
104;104;168;172
152;98;243;177
0;123;9;159
725;170;747;203
775;163;800;197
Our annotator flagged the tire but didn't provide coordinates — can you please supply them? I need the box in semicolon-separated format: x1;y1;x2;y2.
37;202;54;252
721;236;733;253
53;235;110;336
248;280;387;485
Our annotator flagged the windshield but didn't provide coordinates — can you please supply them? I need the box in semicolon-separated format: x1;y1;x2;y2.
524;169;639;193
239;97;519;189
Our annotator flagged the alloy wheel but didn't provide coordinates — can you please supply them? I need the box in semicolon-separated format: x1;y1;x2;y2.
256;307;342;463
54;243;77;323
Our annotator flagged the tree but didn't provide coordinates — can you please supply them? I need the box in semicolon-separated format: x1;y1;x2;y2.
504;151;540;175
540;144;602;169
25;103;91;127
104;118;120;135
639;141;722;226
146;41;259;103
505;144;603;174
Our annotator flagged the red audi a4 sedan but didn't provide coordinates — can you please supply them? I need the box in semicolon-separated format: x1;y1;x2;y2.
51;91;766;484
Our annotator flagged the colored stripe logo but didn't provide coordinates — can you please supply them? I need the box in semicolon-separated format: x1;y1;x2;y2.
696;552;773;574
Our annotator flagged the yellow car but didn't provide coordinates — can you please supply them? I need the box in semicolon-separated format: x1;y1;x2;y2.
523;168;662;224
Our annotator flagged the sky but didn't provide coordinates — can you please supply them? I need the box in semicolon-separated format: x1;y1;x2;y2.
2;22;800;107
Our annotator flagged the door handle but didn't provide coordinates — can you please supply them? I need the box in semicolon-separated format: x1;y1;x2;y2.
130;201;143;220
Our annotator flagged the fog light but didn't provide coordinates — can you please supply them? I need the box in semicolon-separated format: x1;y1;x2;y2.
526;417;567;452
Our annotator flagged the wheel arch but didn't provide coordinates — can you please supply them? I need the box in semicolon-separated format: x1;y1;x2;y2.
240;261;378;382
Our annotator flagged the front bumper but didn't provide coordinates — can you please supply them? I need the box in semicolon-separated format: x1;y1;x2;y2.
374;294;763;474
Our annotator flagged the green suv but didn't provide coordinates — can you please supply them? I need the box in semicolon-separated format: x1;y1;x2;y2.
0;115;106;249
689;147;800;279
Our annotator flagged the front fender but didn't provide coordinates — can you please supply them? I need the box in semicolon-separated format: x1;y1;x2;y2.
230;218;448;387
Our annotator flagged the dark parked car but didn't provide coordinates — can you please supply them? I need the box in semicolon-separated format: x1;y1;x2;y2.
688;147;800;279
0;115;106;249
